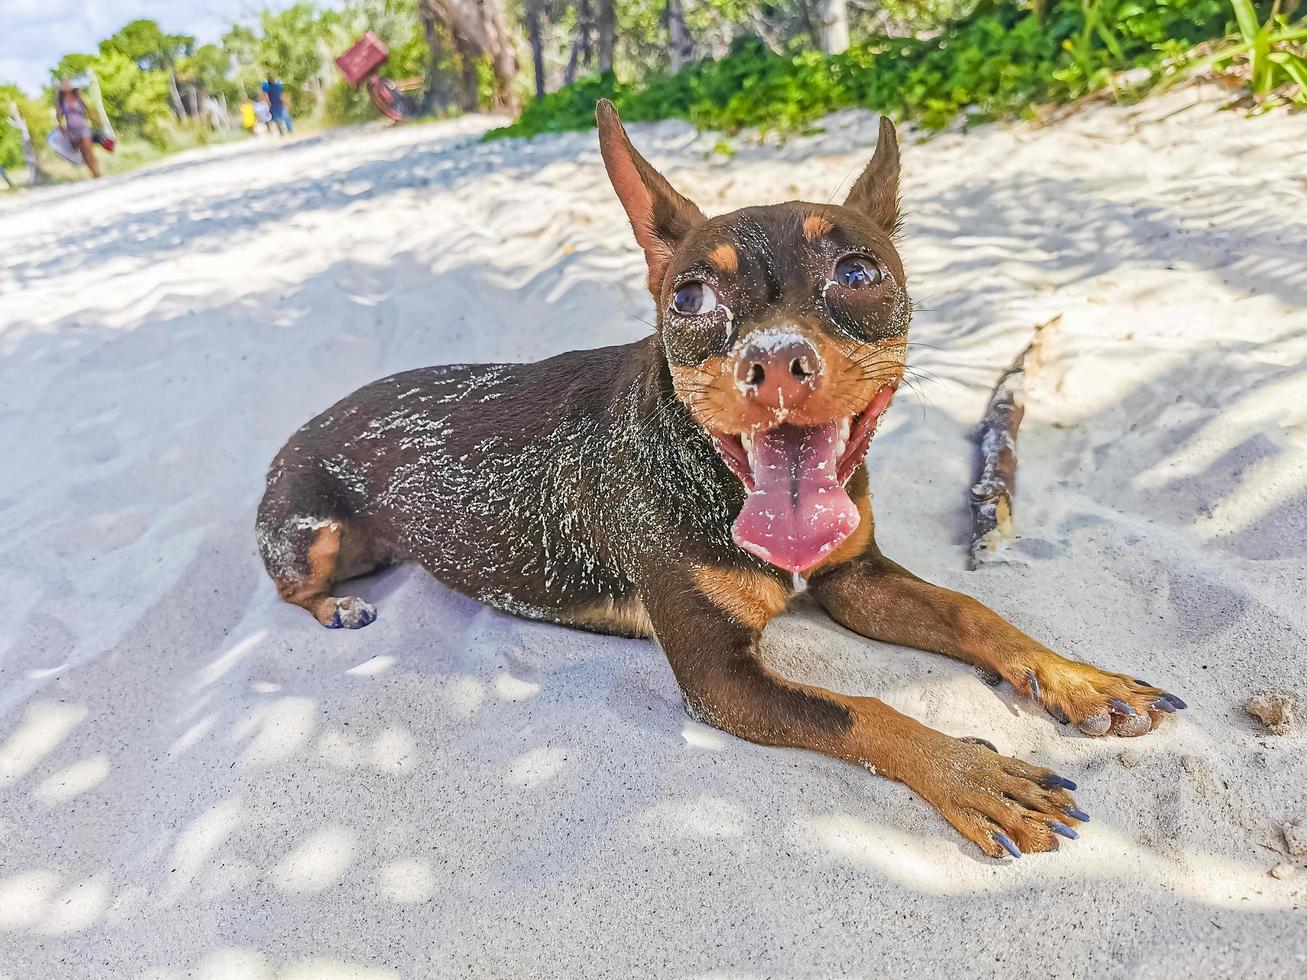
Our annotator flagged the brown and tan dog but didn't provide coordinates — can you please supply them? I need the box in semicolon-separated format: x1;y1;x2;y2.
256;100;1185;859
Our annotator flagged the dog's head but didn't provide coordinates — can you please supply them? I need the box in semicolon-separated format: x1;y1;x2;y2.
596;100;909;574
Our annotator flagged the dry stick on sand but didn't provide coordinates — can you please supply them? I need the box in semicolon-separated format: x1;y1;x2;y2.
968;315;1062;569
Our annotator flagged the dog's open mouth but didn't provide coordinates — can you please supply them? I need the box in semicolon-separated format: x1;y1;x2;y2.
710;384;897;573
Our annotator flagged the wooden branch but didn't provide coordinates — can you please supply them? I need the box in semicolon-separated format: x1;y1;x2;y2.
967;315;1061;569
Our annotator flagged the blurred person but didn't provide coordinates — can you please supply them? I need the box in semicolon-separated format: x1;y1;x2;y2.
54;77;100;178
253;96;274;134
240;97;257;134
262;74;293;135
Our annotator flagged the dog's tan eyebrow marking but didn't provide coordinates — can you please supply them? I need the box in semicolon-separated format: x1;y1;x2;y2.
707;243;739;273
803;215;834;239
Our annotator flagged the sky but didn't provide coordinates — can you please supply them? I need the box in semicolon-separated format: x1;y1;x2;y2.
0;0;318;95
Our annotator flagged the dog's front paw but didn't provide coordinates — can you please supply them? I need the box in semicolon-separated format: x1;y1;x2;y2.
1013;659;1186;737
319;596;377;629
914;736;1085;859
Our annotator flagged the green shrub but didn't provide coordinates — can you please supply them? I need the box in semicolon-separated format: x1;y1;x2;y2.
488;0;1240;141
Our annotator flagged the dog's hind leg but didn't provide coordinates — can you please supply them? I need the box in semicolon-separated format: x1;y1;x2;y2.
256;474;381;629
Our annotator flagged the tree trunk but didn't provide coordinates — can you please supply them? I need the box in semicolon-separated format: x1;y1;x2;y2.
169;70;186;118
564;34;582;86
419;7;454;113
597;0;616;73
526;0;546;98
666;0;694;74
457;35;481;111
419;0;521;115
818;0;850;55
579;0;595;72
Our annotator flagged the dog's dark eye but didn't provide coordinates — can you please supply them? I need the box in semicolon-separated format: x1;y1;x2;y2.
834;255;883;289
671;281;719;316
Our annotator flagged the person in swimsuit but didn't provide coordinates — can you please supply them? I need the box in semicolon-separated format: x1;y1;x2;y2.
55;77;100;178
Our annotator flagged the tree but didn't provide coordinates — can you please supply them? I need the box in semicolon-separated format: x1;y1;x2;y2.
255;2;343;103
100;18;197;117
178;43;239;104
818;0;850;54
666;0;694;73
597;0;616;72
100;19;195;72
418;0;521;113
526;0;547;98
0;84;51;175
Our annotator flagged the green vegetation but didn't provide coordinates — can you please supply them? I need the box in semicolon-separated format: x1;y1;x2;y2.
1207;0;1307;103
2;0;1304;184
491;0;1256;139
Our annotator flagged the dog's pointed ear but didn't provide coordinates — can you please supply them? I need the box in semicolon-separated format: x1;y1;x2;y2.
843;117;901;234
596;99;706;294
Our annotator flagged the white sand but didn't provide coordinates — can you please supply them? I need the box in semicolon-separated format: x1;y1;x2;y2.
1;91;1305;977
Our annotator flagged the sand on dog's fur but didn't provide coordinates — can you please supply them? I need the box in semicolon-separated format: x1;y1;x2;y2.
1;90;1305;977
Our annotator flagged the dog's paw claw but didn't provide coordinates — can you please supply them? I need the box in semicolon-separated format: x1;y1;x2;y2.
1049;821;1079;840
993;832;1022;858
322;596;376;629
1007;662;1186;738
1078;713;1112;736
927;739;1084;859
1040;773;1077;792
960;736;999;752
1063;806;1090;822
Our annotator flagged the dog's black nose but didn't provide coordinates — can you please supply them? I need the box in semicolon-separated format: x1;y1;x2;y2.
735;333;821;410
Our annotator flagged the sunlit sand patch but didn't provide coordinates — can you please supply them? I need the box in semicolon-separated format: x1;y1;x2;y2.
681;720;731;751
493;673;540;700
0;700;88;787
198;630;267;687
443;675;487;720
236;696;317;766
379;858;436;904
505;746;569;788
33;754;109;805
168;713;218;756
345;654;396;677
317;729;363;769
165;798;244;902
368;727;418;774
0;869;110;934
24;663;67;681
270;825;355;894
796;813;1303;907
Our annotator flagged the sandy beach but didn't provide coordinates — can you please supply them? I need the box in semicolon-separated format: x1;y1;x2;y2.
1;90;1305;977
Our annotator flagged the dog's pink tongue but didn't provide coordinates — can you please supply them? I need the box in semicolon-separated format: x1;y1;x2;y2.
732;423;860;572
